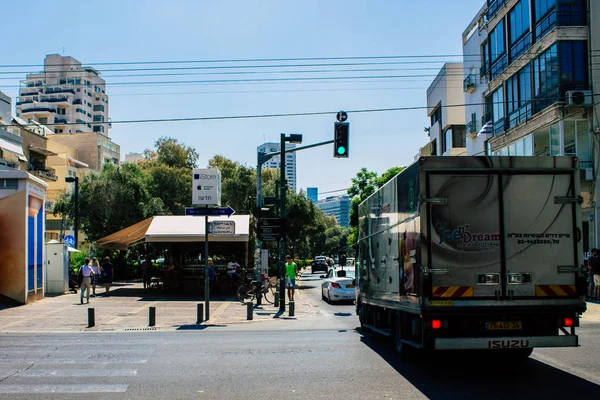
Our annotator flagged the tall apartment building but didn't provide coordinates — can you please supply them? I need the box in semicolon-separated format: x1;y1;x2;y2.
49;132;120;171
421;63;467;157
462;0;599;249
257;142;297;192
15;54;110;135
316;195;351;228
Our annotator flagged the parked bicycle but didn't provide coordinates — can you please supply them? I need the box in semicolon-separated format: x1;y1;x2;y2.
236;271;278;304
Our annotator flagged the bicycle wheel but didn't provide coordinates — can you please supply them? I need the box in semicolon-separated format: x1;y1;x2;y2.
263;285;276;304
237;284;255;303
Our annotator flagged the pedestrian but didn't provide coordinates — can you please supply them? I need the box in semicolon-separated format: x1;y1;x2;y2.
102;256;114;297
590;248;600;301
227;255;241;287
91;257;101;297
79;258;95;304
142;257;153;292
207;258;218;294
285;255;298;302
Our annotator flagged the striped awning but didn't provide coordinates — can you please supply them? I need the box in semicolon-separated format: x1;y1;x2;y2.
0;136;27;161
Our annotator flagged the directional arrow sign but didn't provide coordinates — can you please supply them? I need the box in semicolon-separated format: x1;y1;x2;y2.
185;206;236;217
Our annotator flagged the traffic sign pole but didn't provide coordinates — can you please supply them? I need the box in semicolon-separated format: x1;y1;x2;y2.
205;207;210;321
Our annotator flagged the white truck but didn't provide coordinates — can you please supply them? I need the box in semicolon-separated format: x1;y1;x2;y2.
356;156;587;358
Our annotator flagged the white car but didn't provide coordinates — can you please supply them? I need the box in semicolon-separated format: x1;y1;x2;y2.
321;267;356;303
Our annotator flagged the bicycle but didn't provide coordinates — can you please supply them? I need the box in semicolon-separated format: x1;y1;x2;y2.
236;274;279;304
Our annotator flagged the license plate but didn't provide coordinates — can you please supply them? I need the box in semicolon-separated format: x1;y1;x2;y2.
485;321;522;330
346;284;355;288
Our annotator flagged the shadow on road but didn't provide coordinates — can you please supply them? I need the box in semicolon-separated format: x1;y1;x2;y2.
358;332;600;399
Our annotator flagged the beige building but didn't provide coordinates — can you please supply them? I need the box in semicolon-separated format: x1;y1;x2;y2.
421;63;466;157
45;140;90;242
15;54;110;135
125;152;144;164
49;132;120;172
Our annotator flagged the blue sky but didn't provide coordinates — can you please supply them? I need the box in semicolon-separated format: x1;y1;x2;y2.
1;0;484;198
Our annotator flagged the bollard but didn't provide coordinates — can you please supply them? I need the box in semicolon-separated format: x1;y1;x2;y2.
247;302;253;320
149;306;156;327
88;308;95;328
197;303;204;324
274;292;279;307
289;301;295;317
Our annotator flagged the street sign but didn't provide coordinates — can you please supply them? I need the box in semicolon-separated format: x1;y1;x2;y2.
257;218;281;241
336;110;348;122
64;235;76;247
192;168;222;206
185;206;236;217
210;220;235;235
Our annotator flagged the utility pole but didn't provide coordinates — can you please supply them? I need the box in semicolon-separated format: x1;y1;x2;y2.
278;134;287;312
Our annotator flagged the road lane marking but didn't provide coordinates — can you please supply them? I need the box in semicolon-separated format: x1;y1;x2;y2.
0;384;129;393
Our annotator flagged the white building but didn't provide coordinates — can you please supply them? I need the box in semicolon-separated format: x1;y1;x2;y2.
421;63;466;157
16;54;110;135
462;0;598;250
257;142;297;192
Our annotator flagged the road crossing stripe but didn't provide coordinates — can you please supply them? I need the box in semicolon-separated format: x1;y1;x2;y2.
0;384;129;393
17;369;138;377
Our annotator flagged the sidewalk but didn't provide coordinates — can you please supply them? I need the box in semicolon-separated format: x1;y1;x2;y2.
0;275;317;333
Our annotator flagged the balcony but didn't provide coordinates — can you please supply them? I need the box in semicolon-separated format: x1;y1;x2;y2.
507;102;533;130
509;33;531;62
40;95;70;104
490;54;508;80
486;0;507;21
54;117;68;124
20;107;56;114
72;99;82;105
45;86;76;95
20;91;40;97
28;164;58;182
466;121;479;138
463;73;477;93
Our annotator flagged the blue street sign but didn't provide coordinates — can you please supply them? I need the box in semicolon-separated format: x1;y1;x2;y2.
64;235;76;247
185;206;236;217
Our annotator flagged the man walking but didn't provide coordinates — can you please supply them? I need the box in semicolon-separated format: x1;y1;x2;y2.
285;255;298;302
79;258;95;304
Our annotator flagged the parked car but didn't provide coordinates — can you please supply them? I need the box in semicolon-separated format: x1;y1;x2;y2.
321;267;356;303
311;256;328;274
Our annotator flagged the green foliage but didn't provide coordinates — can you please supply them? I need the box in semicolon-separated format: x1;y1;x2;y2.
146;137;199;169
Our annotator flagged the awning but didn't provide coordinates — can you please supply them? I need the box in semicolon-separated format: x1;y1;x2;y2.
0;137;27;162
28;145;57;156
67;156;89;168
95;217;154;250
95;215;251;250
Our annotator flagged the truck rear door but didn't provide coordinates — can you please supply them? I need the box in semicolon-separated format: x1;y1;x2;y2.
502;173;579;298
427;174;503;299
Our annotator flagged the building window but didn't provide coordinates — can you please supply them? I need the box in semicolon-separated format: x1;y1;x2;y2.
533;43;559;111
509;0;531;60
507;64;532;128
431;138;437;156
481;41;490;78
55;128;63;133
430;106;442;126
93;126;105;133
93;105;105;112
76;119;86;125
93;115;104;122
489;20;507;78
39;117;48;125
559;41;587;90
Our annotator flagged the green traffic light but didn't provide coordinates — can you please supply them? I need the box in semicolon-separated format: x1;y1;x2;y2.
337;146;346;155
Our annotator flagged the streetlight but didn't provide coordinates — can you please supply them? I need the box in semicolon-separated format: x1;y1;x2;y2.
65;176;79;248
278;133;302;312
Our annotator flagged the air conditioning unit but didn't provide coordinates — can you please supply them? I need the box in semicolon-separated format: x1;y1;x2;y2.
580;167;594;181
566;90;593;107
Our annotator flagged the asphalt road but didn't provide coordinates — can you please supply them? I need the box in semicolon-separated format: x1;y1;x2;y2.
0;272;598;399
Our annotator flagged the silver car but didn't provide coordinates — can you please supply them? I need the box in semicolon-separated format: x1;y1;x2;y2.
321;267;356;303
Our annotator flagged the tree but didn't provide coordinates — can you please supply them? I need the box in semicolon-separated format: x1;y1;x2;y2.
208;155;257;214
53;163;165;243
144;137;199;169
346;166;405;246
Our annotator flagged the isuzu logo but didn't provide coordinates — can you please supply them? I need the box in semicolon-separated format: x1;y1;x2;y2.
488;339;530;349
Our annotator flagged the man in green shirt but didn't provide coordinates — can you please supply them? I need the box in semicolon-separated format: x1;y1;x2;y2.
285;255;298;302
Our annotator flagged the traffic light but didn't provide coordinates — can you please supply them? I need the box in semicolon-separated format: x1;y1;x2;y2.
333;122;349;158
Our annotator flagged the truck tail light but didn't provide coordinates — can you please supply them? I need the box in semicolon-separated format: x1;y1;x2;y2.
563;317;574;327
432;320;441;329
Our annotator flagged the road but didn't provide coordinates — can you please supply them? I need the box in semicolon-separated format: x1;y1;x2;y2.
0;272;598;399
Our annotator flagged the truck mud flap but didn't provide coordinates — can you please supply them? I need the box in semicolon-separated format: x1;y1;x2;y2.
434;335;578;350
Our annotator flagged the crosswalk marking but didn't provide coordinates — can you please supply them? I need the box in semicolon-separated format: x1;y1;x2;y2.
17;369;138;377
0;384;129;393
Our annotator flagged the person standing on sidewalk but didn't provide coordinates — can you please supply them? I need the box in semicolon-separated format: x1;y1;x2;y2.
102;256;114;297
79;258;95;304
91;257;101;297
285;255;298;302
